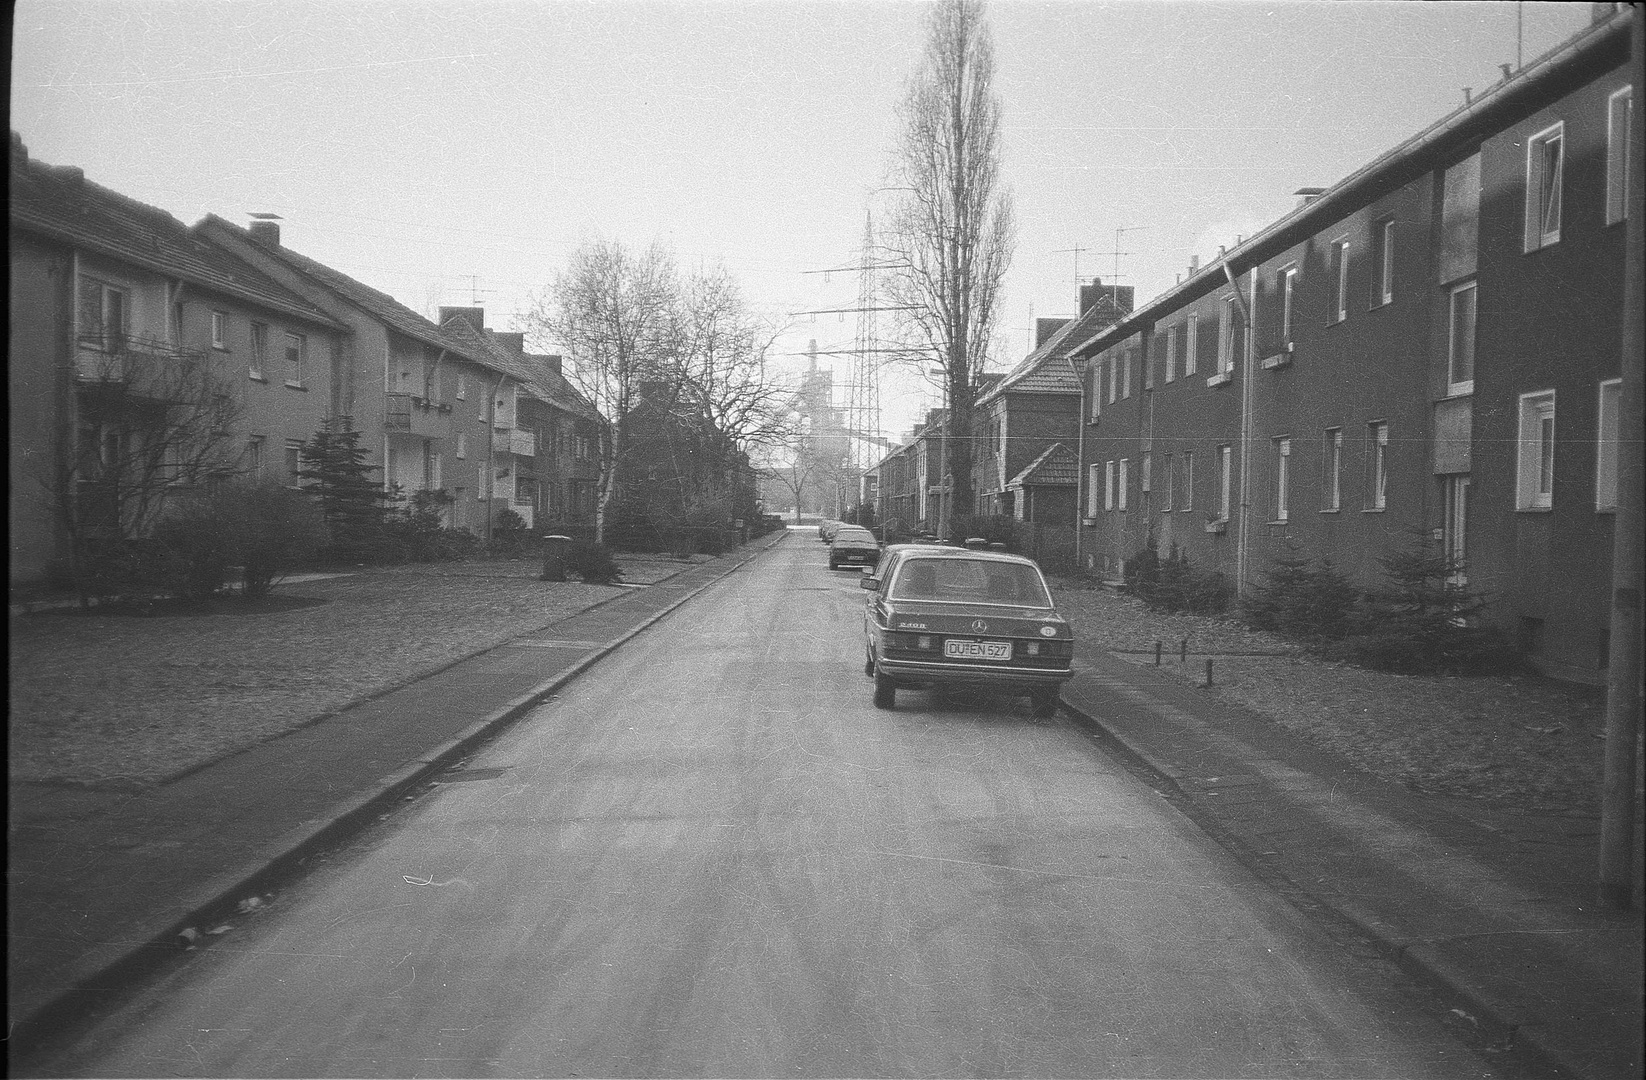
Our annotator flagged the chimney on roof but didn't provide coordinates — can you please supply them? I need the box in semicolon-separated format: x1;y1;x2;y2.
248;213;282;246
543;354;563;375
492;331;525;354
1187;254;1200;277
1035;318;1071;348
1079;277;1134;318
1294;187;1326;210
439;306;485;332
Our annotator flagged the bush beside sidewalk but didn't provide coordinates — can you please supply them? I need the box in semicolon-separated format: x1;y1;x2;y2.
7;555;701;789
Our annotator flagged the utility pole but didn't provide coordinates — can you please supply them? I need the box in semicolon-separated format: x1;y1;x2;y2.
1598;3;1643;912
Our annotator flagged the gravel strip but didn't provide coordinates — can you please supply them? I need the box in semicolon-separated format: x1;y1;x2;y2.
8;557;674;787
1049;578;1613;817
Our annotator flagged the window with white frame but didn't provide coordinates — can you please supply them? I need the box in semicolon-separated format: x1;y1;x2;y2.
1372;219;1395;306
77;277;128;352
1104;460;1117;511
456;432;468;459
1165;325;1178;382
211;311;229;349
1185;315;1198;376
1597;379;1620;511
1272;436;1291;522
1118;458;1130;511
1524;122;1564;252
1331;239;1350;323
457;372;468;400
1088;363;1101;420
1163;452;1174;510
1280;265;1298;347
1086;463;1101;516
1107;357;1119;405
1368;421;1390;510
1121;351;1133;398
1608;87;1633;226
1141;451;1152;493
1144;339;1155;390
1181;451;1195;511
1216;445;1232;520
285;332;307;387
1323;428;1343;511
246;436;264;477
1447;280;1477;395
1217;296;1237;374
285;440;304;488
1516;391;1556;509
249;322;268;379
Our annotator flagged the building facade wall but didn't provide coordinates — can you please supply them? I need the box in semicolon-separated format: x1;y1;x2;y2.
1072;20;1633;682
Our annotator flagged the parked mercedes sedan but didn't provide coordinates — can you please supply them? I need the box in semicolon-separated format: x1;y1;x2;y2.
828;526;882;570
861;545;1073;717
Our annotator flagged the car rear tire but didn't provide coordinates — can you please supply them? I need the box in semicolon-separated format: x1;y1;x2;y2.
1030;687;1060;719
873;669;896;709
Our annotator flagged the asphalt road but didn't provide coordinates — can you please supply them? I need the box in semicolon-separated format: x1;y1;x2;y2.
41;540;1500;1078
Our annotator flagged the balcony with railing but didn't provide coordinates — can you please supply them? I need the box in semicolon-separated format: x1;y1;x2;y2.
384;393;448;438
493;427;536;457
75;335;203;385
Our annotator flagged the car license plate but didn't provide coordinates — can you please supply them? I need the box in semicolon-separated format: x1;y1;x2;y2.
945;639;1011;661
846;553;865;561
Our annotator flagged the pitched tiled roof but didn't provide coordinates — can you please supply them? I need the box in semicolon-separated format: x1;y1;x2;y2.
9;142;343;330
199;214;478;359
438;316;601;422
1008;443;1078;488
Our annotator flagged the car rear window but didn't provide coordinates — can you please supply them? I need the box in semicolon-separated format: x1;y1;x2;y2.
836;528;874;541
889;558;1052;606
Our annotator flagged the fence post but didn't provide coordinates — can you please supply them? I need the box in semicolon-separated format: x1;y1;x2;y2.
1204;658;1214;687
1155;640;1162;666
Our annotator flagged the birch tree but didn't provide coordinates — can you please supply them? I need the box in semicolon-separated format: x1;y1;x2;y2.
883;0;1015;533
526;240;681;544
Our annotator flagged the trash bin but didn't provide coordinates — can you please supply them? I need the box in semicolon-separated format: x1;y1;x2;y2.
540;534;572;582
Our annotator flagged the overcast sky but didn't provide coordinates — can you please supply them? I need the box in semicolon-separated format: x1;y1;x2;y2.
11;0;1594;438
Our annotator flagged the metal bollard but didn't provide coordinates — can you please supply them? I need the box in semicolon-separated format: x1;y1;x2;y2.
1155;640;1162;666
1205;658;1214;687
1180;638;1189;663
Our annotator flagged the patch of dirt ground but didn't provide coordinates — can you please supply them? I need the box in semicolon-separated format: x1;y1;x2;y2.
1050;579;1619;817
7;557;687;788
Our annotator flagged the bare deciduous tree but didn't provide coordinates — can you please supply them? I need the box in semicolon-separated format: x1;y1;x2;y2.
44;342;246;602
883;0;1015;535
525;239;681;544
676;265;794;465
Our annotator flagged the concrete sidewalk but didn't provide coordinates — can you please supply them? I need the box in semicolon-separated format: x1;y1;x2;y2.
1060;647;1644;1080
6;530;788;1058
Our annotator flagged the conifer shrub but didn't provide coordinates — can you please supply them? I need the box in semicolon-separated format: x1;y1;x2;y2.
1133;544;1231;615
1330;534;1521;675
1243;551;1359;641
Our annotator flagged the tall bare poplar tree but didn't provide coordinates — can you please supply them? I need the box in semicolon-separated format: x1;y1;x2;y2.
884;0;1014;533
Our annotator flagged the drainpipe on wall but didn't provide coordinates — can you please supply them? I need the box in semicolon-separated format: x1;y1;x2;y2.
1073;355;1089;571
1223;255;1256;599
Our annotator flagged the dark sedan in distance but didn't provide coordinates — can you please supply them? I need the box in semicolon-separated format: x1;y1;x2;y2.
828;525;881;570
861;545;1073;717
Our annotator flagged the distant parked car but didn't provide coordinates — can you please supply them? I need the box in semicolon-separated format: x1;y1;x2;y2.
861;545;1073;717
828;525;881;570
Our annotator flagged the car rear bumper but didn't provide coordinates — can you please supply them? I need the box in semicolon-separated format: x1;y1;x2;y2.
876;655;1073;686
